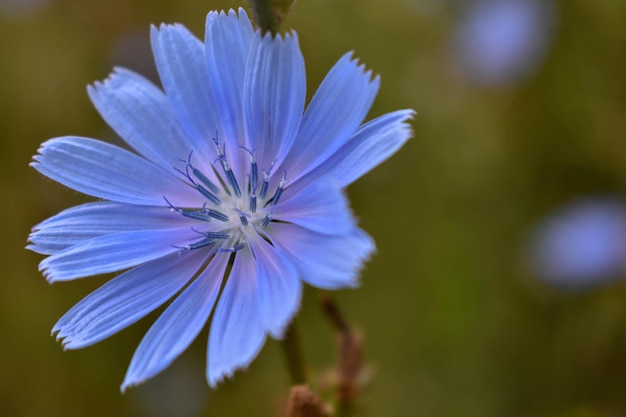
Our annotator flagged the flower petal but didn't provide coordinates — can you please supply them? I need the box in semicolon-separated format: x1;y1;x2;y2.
150;23;220;171
40;227;201;282
207;248;266;387
204;8;253;175
306;109;414;187
88;67;201;172
53;250;208;350
121;253;229;392
249;235;301;338
243;31;305;171
28;202;197;255
280;52;380;182
273;179;355;235
267;223;375;289
31;137;201;206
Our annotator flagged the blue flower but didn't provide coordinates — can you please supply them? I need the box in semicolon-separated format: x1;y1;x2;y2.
28;8;413;390
450;0;556;87
526;197;626;289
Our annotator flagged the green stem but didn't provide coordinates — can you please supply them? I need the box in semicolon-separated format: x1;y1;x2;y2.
247;0;280;35
281;319;307;385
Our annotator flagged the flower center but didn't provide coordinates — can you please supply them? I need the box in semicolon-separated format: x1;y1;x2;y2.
165;135;285;252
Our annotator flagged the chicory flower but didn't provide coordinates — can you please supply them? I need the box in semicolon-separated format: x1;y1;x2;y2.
28;8;413;390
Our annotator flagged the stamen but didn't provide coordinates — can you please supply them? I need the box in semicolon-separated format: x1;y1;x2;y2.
177;236;222;251
190;228;231;240
175;226;231;252
250;190;257;213
168;146;287;253
174;152;221;205
191;166;220;195
164;196;213;222
204;231;231;239
259;161;276;200
251;161;258;192
219;242;246;253
261;214;272;228
195;184;221;206
259;171;270;200
213;135;241;198
269;171;287;206
178;211;212;222
224;168;241;198
186;151;220;194
204;208;229;223
182;239;217;251
240;146;258;191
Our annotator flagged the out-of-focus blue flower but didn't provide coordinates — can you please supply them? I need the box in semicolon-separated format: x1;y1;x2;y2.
527;198;626;288
0;0;50;16
450;0;556;87
28;9;413;390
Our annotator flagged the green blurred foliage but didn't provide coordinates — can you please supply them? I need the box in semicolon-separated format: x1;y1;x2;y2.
2;0;626;416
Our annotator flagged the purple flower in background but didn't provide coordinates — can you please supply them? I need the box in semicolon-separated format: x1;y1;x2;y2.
451;0;556;87
0;0;51;16
28;8;413;390
527;198;626;288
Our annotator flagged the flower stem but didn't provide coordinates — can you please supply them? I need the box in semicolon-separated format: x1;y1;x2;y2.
320;292;362;417
281;319;307;385
247;0;280;35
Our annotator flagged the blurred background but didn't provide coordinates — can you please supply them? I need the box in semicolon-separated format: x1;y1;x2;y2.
3;0;626;415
